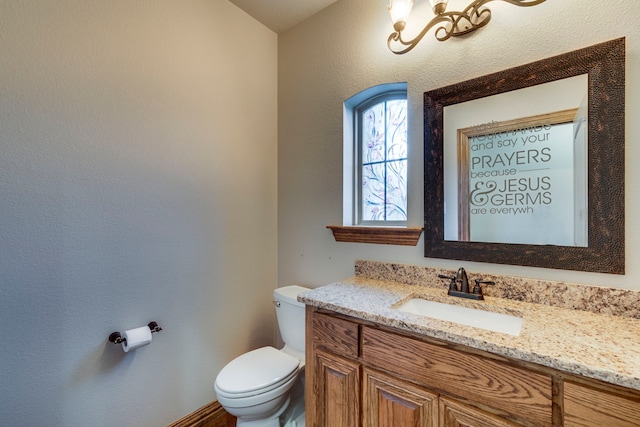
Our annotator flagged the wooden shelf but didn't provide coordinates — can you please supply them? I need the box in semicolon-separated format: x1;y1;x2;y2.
327;225;423;246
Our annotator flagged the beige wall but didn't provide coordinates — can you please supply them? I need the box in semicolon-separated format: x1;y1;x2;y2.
1;0;636;424
0;1;277;425
278;0;639;289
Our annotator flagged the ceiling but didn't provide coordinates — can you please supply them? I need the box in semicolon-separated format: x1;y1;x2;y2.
228;0;339;33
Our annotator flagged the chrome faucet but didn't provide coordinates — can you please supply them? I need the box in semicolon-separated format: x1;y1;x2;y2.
438;267;495;301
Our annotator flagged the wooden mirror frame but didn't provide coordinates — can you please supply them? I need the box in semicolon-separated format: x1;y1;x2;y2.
423;38;625;274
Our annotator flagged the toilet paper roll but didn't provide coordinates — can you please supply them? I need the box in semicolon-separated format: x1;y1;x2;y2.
122;326;152;352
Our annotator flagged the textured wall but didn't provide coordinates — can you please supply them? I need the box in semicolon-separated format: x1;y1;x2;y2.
0;1;277;425
278;0;639;289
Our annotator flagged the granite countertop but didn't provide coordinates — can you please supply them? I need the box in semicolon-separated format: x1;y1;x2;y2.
299;276;640;391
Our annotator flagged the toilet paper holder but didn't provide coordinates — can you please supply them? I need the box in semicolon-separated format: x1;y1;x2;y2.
109;322;163;345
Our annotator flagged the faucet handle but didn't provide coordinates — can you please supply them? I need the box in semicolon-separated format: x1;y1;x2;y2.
438;274;458;292
473;279;495;295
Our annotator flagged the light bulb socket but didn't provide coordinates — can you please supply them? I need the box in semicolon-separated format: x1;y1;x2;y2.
433;3;446;14
430;0;448;14
393;21;407;32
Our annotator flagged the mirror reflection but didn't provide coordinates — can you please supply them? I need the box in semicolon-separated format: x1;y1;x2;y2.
444;75;588;246
423;38;625;273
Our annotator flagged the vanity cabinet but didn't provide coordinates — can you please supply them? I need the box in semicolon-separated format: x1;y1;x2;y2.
305;306;640;427
439;396;524;427
306;307;549;426
308;311;361;426
361;326;552;426
363;367;438;426
563;381;640;427
363;366;526;427
312;350;361;426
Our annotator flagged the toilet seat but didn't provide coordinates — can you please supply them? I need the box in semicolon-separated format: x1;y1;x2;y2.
215;346;300;398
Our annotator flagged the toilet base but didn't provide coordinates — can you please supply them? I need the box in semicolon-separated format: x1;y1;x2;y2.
281;394;305;427
235;396;290;427
235;373;306;427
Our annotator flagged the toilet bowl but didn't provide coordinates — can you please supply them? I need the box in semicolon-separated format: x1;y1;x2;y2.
214;285;309;427
214;346;300;422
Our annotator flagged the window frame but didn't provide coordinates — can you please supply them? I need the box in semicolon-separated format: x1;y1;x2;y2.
329;82;421;245
351;87;408;227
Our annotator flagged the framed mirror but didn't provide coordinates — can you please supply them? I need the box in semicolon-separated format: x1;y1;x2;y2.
423;38;625;274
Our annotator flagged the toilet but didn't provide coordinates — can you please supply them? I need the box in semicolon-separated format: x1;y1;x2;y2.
214;285;309;427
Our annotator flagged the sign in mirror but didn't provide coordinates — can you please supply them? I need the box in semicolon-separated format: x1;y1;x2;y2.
443;75;588;246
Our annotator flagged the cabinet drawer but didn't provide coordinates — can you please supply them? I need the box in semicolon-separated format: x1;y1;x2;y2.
440;396;525;427
564;381;640;427
312;312;359;358
361;326;552;426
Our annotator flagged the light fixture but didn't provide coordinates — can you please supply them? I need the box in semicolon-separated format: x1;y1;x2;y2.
387;0;546;54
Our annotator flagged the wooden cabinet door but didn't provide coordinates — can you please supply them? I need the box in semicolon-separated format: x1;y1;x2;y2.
564;381;640;427
363;367;438;427
439;396;524;427
310;349;361;427
362;327;552;426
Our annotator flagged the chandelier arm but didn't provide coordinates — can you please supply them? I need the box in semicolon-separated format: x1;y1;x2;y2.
388;15;452;54
387;0;546;54
445;8;491;39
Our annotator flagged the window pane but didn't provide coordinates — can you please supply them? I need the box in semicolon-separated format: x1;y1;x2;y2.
386;99;407;161
362;103;385;164
385;159;407;221
362;163;386;221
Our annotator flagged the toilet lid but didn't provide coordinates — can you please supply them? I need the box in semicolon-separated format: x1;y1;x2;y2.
215;346;300;395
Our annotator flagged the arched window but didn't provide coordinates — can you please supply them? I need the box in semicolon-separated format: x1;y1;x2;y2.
344;83;408;226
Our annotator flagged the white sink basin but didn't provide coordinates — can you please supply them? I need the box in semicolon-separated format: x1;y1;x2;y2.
394;298;523;336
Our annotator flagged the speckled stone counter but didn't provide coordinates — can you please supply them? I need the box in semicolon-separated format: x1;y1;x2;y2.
355;260;640;318
298;264;640;391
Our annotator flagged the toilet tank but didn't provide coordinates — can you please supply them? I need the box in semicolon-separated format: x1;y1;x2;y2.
274;285;309;355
